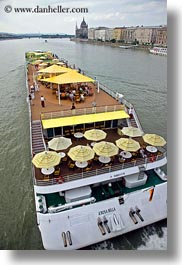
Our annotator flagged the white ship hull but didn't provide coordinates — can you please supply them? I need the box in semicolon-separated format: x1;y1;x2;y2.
26;50;167;250
149;47;167;56
36;181;167;250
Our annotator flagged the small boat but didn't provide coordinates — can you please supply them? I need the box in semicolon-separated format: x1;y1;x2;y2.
119;45;139;49
149;47;167;56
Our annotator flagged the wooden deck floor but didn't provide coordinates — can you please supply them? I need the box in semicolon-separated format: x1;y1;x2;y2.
27;64;120;121
34;128;157;182
34;128;121;180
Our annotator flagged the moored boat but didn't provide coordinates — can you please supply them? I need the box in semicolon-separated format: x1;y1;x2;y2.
149;46;167;56
119;44;139;49
26;50;167;250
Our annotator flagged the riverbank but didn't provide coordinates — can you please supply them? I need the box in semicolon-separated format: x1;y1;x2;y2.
70;38;151;50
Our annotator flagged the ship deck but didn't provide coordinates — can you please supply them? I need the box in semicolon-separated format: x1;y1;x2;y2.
27;57;166;187
33;126;165;185
27;64;120;121
41;169;165;209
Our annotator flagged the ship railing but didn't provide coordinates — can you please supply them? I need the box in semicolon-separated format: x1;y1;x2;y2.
99;83;144;130
41;104;124;120
100;83;133;109
99;83;116;99
34;150;167;186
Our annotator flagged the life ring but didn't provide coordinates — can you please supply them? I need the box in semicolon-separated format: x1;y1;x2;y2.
56;176;64;184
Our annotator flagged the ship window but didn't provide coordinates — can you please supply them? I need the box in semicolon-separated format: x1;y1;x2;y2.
74;124;84;132
54;127;62;136
95;121;104;129
85;122;94;130
47;128;53;138
63;126;72;136
105;120;111;128
112;119;118;128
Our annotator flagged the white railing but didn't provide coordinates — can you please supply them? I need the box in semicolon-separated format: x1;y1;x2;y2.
34;150;167;186
41;104;124;120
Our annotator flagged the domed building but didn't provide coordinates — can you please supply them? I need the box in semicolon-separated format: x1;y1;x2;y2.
75;18;88;39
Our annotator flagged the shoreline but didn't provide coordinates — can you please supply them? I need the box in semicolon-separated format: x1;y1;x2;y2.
71;38;151;50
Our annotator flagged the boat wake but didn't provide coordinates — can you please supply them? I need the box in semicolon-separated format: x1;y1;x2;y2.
137;225;167;250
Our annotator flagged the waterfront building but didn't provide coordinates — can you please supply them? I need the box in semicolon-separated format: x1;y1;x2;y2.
86;25;167;46
134;27;153;45
105;28;114;42
155;26;167;46
122;27;136;44
134;26;167;46
113;27;126;42
88;28;95;40
75;18;88;39
94;27;108;42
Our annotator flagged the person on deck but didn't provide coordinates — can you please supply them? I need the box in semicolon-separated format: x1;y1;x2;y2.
29;94;32;105
71;103;75;110
40;95;45;107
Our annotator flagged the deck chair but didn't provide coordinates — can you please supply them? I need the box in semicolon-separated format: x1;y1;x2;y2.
54;167;61;176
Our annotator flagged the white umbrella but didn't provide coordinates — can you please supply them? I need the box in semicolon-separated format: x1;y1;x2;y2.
68;145;95;162
84;129;107;141
48;137;72;151
93;141;119;157
121;126;143;137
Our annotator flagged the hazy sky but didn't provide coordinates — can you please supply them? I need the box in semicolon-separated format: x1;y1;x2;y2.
0;0;167;34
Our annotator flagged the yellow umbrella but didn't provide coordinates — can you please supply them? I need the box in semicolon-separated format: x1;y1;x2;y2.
93;141;119;157
31;59;43;65
39;56;47;60
68;145;95;162
84;129;107;141
116;138;140;152
38;64;73;74
32;151;61;168
143;134;166;146
48;137;72;151
121;126;143;137
41;70;95;85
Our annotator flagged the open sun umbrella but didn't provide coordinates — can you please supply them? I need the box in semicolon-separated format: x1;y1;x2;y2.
31;59;43;65
38;64;73;74
93;141;119;157
121;126;143;137
32;151;61;168
116;138;140;152
68;145;95;162
39;62;48;66
143;134;166;146
48;137;72;151
84;129;107;142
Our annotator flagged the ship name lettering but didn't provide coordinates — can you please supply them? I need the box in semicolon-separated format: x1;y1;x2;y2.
98;207;116;215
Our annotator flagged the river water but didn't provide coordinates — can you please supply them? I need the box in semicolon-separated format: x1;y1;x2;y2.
0;38;167;250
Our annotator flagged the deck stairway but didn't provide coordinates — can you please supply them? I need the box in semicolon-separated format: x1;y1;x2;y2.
32;120;45;154
129;116;138;128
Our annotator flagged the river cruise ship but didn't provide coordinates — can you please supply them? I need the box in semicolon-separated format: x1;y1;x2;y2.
149;47;167;56
26;50;167;250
